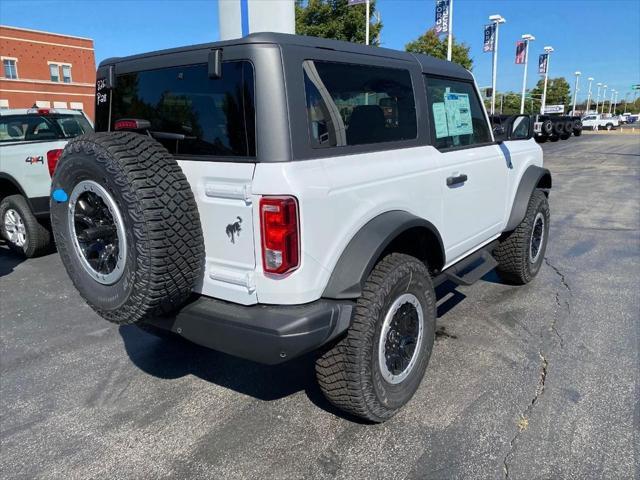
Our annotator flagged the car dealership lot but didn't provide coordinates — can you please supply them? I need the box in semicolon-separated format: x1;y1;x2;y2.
1;135;638;479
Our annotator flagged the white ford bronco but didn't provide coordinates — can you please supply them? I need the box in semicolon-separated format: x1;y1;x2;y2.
0;108;93;256
50;33;551;422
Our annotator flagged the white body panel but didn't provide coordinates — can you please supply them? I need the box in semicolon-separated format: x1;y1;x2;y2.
181;138;543;306
0;138;66;199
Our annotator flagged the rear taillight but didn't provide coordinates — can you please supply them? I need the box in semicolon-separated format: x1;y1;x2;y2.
47;149;63;177
260;196;300;275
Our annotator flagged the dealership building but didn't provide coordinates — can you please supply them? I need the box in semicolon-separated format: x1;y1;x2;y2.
0;25;96;119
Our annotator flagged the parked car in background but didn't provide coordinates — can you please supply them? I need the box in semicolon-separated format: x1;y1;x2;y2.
580;113;619;131
0;108;93;256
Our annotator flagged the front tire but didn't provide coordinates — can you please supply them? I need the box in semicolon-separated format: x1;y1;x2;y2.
316;253;436;422
0;195;50;258
494;190;550;285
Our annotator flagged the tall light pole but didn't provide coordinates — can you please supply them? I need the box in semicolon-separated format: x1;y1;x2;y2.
612;91;619;114
585;77;594;114
489;14;506;115
519;34;535;114
365;0;370;45
571;71;581;116
447;0;454;61
608;89;615;114
601;84;608;114
540;46;554;115
594;82;602;113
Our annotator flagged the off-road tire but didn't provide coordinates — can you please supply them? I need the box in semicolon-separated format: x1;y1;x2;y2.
494;190;550;285
50;132;204;325
316;253;436;423
0;195;50;257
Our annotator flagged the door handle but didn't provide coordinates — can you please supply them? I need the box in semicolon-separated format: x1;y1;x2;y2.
446;174;468;187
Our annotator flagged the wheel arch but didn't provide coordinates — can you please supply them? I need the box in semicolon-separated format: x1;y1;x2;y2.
505;165;552;232
322;210;445;300
0;173;27;203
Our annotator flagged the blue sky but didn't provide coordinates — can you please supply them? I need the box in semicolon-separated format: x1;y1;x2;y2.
1;0;639;104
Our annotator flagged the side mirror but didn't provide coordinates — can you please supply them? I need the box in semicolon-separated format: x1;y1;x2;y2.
508;115;533;140
493;124;506;143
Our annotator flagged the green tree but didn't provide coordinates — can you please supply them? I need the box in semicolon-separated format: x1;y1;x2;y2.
405;28;473;70
295;0;382;45
530;77;571;107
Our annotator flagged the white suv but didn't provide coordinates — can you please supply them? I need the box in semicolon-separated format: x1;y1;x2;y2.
50;34;551;422
0;108;93;256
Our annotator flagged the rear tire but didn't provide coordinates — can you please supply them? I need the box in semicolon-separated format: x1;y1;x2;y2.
316;253;436;422
494;190;550;285
50;132;204;325
0;195;50;258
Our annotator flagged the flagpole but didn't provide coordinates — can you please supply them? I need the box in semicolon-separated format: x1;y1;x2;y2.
489;14;505;115
520;34;535;114
447;0;453;61
365;0;370;45
540;46;554;115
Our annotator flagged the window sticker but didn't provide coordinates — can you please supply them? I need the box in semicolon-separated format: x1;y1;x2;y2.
432;102;449;138
444;92;473;136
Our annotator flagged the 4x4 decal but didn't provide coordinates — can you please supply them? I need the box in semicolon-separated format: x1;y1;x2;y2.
25;155;44;165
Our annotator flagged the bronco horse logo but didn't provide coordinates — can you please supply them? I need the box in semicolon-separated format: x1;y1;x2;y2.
226;216;242;244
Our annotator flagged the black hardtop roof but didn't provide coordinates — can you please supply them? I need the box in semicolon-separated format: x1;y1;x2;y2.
99;32;472;81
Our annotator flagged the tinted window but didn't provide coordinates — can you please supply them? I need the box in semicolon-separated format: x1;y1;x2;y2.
424;76;491;150
303;60;416;148
0;114;92;143
110;61;255;157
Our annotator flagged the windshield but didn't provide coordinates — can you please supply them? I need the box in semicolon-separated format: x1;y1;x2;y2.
0;113;93;143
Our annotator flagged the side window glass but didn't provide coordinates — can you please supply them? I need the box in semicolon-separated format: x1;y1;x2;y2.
303;60;417;148
424;75;491;150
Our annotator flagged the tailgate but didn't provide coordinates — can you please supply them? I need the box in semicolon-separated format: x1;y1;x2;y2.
177;160;258;305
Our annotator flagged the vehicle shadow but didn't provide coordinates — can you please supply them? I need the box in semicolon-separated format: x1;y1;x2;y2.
0;242;26;277
118;278;474;422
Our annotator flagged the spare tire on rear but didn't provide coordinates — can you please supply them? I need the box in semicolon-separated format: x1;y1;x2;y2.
50;132;204;325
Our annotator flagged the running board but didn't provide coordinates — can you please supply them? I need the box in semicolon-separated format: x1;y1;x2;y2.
433;242;498;287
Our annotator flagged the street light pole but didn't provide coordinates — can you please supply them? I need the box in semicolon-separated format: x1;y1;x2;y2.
520;34;535;114
585;77;594;114
608;89;615;114
612;91;618;114
540;46;554;115
446;0;454;61
489;14;506;115
601;85;608;114
571;71;581;116
365;0;370;45
595;82;602;113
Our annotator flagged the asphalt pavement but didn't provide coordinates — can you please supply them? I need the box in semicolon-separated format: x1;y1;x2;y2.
1;134;639;480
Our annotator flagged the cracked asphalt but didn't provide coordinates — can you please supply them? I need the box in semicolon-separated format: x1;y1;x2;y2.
1;134;639;479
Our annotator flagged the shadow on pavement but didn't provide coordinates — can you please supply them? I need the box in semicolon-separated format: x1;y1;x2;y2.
118;274;492;422
0;242;26;277
118;324;367;422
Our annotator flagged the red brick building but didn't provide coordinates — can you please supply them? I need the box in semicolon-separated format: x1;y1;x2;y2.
0;25;96;119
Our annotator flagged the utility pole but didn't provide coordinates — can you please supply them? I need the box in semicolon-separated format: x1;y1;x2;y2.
447;0;454;61
571;71;581;116
519;34;535;114
489;14;506;115
540;46;554;115
601;85;608;114
585;77;594;114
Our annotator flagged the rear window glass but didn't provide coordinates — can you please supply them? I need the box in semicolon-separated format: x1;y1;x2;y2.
303;60;417;148
109;61;255;157
0;114;92;143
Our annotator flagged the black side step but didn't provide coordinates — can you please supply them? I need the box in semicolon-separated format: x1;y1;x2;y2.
433;242;499;287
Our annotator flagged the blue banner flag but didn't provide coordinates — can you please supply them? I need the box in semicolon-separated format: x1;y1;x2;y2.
435;0;450;34
483;24;495;52
538;53;548;74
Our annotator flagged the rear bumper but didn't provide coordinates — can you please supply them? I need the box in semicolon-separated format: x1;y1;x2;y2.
145;296;354;365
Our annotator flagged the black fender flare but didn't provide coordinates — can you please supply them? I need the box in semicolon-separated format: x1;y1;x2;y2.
505;165;552;231
322;211;445;299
